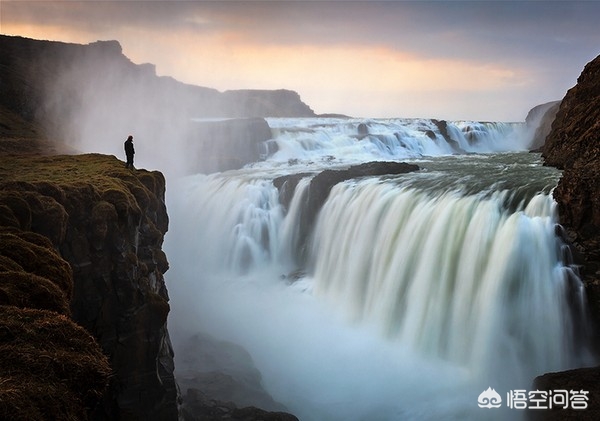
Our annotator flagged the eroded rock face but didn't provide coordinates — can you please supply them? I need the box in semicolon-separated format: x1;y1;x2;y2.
531;54;600;419
0;154;177;420
541;54;600;326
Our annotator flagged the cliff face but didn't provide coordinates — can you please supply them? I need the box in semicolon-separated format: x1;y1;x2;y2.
525;100;561;151
0;35;314;175
532;54;600;419
542;54;600;319
0;153;177;419
190;118;273;174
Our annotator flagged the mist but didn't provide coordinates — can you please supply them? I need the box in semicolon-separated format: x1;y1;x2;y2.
24;37;313;179
34;39;219;178
8;33;593;420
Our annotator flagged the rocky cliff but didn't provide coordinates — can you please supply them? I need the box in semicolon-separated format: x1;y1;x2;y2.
542;54;600;326
525;100;561;151
0;152;177;419
189;118;273;174
0;35;314;175
532;54;600;420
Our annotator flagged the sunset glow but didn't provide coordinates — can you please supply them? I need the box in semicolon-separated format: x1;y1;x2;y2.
2;1;599;120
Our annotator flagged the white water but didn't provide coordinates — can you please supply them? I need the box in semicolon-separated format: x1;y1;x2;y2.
165;118;592;420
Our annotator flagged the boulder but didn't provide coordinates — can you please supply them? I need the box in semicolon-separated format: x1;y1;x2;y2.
530;367;600;420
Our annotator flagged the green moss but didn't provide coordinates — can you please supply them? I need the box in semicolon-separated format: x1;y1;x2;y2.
0;154;159;197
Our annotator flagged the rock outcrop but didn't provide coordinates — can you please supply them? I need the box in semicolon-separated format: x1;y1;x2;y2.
533;54;600;419
542;54;600;325
0;153;177;419
0;35;314;176
176;333;293;418
525;100;561;151
273;161;420;263
190;118;273;174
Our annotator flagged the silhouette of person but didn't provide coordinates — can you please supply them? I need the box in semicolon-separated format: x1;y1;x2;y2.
124;135;135;169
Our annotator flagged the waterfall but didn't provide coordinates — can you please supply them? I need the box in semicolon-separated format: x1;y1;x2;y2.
165;119;593;421
263;118;527;167
310;179;585;386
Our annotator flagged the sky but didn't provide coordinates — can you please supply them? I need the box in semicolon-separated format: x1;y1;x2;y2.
1;0;600;121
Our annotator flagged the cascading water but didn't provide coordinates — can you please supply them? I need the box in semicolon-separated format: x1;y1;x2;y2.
165;118;593;421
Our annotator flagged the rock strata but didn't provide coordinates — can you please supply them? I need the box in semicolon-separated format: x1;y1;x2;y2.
533;54;600;420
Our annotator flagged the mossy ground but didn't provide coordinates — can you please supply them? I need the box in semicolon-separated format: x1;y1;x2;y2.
0;129;165;419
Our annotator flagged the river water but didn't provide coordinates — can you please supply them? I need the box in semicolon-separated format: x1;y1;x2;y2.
165;118;593;420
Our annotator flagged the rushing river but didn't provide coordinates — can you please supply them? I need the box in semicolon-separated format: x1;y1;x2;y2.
165;118;593;420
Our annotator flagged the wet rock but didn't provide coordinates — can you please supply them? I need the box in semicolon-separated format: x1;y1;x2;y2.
181;388;299;421
530;366;600;420
533;54;600;416
176;332;287;413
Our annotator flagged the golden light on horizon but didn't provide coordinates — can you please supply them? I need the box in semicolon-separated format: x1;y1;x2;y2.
2;20;526;118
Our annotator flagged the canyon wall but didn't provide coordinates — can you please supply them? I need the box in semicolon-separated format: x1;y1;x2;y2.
0;153;177;419
531;53;600;420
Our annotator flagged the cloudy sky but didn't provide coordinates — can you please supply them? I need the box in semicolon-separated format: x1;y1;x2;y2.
2;0;600;121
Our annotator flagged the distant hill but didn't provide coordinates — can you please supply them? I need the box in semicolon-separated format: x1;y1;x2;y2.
0;35;316;160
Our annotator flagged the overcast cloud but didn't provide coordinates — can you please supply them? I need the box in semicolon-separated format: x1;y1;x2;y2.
2;0;600;120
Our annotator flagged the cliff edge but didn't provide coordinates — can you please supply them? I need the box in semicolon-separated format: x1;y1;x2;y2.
542;54;600;323
0;152;177;419
533;54;600;420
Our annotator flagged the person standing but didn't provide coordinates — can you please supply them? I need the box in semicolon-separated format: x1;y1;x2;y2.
124;135;135;169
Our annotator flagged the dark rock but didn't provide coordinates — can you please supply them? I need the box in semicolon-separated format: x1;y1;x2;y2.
543;55;600;170
306;161;419;228
181;389;299;421
0;305;111;421
272;172;313;211
534;54;600;413
176;333;287;413
541;54;600;334
424;130;437;140
0;154;178;420
431;119;465;153
357;122;369;139
530;366;600;420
